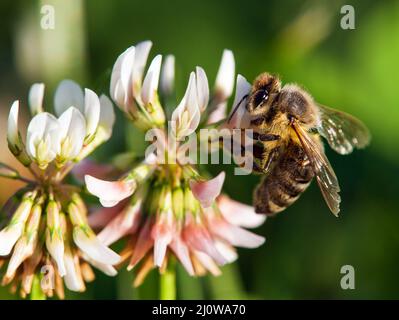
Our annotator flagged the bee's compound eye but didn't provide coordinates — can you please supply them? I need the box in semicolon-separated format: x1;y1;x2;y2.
253;89;269;108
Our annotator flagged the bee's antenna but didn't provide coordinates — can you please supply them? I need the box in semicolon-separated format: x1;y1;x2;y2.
228;94;248;123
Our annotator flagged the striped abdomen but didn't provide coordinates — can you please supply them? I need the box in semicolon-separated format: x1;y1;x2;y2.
254;141;314;215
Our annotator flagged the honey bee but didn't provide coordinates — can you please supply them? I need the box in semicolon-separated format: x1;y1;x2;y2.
229;73;370;216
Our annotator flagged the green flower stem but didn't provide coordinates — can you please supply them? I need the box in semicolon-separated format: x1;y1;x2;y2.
30;275;46;300
159;258;176;300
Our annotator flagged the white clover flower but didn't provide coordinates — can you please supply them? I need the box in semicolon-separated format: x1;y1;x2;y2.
85;41;266;286
26;112;61;169
0;80;118;299
110;41;166;130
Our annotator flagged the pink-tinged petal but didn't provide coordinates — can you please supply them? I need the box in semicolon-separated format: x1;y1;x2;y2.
217;195;266;228
127;218;154;270
85;175;136;207
207;215;265;249
151;211;174;267
88;200;128;229
152;233;172;268
193;251;222;275
183;216;227;265
170;234;195;276
71;159;114;183
214;239;238;263
97;200;142;246
189;171;225;208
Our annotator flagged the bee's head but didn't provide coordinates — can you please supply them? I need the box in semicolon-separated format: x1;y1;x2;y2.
246;73;281;116
278;84;317;125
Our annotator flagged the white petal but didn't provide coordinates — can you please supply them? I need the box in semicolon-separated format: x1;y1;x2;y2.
227;74;252;128
214;240;238;263
46;231;66;277
170;236;194;276
210;219;265;249
110;46;131;96
0;224;24;256
26;112;60;160
110;46;133;107
141;54;162;105
64;250;85;291
6;235;36;278
28;83;45;115
98;95;116;138
132;40;153;93
73;227;120;265
84;89;100;138
171;72;200;139
160;55;175;96
194;251;222;275
81;253;118;276
153;236;170;267
97;201;141;246
207;102;227;124
120;47;136;101
58;107;86;159
215;50;235;99
112;81;126;109
7;101;20;147
196;66;209;112
231;75;251;111
217;195;266;228
54;80;84;116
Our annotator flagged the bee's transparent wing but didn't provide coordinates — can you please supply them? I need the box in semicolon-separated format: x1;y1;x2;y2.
292;121;341;216
317;104;371;155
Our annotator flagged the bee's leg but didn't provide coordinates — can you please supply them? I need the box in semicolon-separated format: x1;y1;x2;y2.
252;146;280;174
252;132;281;142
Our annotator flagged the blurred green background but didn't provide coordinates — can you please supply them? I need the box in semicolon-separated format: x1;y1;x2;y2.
0;0;398;299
